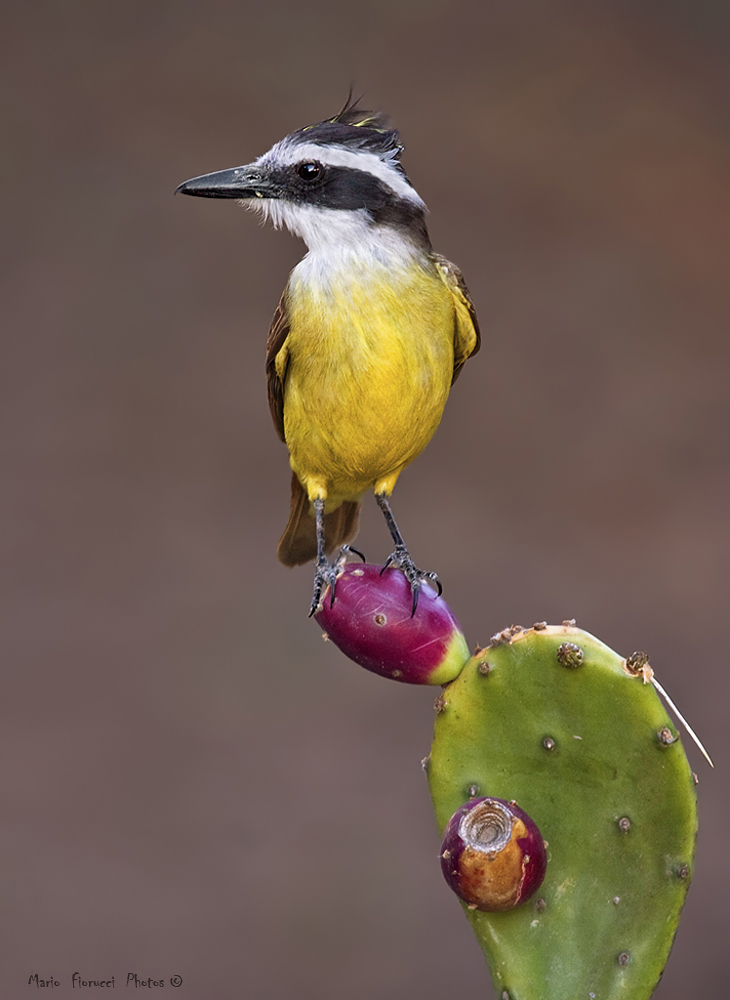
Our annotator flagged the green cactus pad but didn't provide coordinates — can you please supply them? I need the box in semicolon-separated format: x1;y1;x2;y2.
428;624;698;1000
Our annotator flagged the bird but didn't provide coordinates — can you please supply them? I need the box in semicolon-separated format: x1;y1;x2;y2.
177;97;480;615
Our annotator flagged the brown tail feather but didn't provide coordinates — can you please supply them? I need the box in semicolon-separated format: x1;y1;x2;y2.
277;473;361;567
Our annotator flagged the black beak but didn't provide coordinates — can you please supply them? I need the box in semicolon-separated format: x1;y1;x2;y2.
175;164;274;199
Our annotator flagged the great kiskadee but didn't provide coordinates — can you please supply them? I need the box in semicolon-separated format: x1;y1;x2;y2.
177;99;480;614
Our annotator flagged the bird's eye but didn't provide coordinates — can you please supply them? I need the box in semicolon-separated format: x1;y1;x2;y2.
297;161;323;182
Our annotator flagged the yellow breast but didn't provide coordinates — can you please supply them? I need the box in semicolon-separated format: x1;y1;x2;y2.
279;258;456;507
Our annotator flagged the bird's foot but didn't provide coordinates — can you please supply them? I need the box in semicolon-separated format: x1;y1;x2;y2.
309;557;340;618
308;547;367;617
381;545;442;616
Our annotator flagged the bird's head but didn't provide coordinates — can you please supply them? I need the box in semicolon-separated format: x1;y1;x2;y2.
176;98;429;252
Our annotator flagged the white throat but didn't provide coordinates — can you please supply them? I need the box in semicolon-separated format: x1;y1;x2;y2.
257;203;425;292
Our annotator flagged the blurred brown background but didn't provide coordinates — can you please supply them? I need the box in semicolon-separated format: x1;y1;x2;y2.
1;0;728;996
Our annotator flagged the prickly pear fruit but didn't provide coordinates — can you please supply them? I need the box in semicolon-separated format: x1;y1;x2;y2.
315;564;469;684
427;624;698;1000
440;796;547;911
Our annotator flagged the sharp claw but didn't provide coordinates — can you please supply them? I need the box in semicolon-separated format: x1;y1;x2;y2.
343;544;366;563
308;580;324;617
411;584;420;617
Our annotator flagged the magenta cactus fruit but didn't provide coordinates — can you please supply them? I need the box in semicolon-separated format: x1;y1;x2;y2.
440;797;547;912
314;564;470;684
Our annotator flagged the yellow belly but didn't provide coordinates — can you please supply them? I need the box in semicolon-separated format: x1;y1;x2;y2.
281;260;455;509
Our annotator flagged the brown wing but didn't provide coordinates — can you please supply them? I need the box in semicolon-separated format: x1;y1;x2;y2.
432;253;481;384
265;291;291;442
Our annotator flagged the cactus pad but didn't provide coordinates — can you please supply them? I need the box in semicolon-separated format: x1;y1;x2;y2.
427;624;698;1000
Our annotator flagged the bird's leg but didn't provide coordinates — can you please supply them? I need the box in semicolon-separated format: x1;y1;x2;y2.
375;493;442;615
308;498;341;617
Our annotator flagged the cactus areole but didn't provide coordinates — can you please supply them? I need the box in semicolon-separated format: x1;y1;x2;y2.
315;564;470;684
441;797;547;911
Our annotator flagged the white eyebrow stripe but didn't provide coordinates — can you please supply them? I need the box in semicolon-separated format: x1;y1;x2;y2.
259;141;426;208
